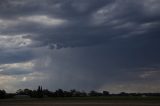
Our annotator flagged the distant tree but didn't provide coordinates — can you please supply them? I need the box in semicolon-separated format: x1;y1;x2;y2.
24;89;32;96
16;89;24;95
0;89;6;99
30;90;37;97
119;92;128;96
63;91;72;97
55;89;64;97
103;91;109;96
89;90;102;96
73;91;81;97
80;91;87;97
6;93;15;98
37;86;43;98
42;89;54;97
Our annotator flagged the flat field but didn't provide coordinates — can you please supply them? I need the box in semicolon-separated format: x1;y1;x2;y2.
0;97;160;106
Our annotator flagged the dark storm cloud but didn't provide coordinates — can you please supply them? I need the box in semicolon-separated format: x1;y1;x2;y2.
0;68;32;75
0;49;34;64
0;0;116;48
0;0;160;92
0;0;160;49
0;0;113;18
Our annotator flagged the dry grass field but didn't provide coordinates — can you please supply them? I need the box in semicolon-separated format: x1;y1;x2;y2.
1;99;160;106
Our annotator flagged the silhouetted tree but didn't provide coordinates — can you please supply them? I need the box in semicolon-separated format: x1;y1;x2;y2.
0;90;6;99
119;92;129;96
89;90;102;96
24;89;32;96
42;89;54;97
55;89;64;97
37;86;43;98
103;91;109;96
16;89;24;95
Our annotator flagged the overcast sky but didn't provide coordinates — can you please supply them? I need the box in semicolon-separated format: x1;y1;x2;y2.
0;0;160;93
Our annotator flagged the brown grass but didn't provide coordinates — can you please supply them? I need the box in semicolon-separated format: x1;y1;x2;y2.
0;99;160;106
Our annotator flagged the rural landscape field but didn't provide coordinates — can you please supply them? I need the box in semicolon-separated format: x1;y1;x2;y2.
1;98;160;106
0;0;160;106
0;87;160;106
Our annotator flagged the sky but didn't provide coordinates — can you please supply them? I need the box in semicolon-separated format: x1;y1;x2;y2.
0;0;160;93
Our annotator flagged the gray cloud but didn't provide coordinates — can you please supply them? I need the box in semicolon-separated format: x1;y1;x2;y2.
0;68;32;75
0;49;35;64
0;0;160;93
0;0;159;49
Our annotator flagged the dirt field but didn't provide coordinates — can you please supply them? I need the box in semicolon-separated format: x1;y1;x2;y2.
1;99;160;106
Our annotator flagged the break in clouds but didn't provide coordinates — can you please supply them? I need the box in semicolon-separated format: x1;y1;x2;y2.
0;0;160;93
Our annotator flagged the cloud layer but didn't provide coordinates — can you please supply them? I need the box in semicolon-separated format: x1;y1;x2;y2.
0;0;160;93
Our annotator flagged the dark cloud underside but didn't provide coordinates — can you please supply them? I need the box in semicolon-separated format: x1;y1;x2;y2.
0;0;160;93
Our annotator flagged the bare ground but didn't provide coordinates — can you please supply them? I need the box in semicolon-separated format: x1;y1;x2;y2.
0;99;160;106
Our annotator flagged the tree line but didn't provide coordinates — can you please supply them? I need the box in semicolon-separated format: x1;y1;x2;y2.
0;86;160;99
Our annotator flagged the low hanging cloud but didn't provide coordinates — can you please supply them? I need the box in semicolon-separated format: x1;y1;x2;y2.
0;34;32;49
